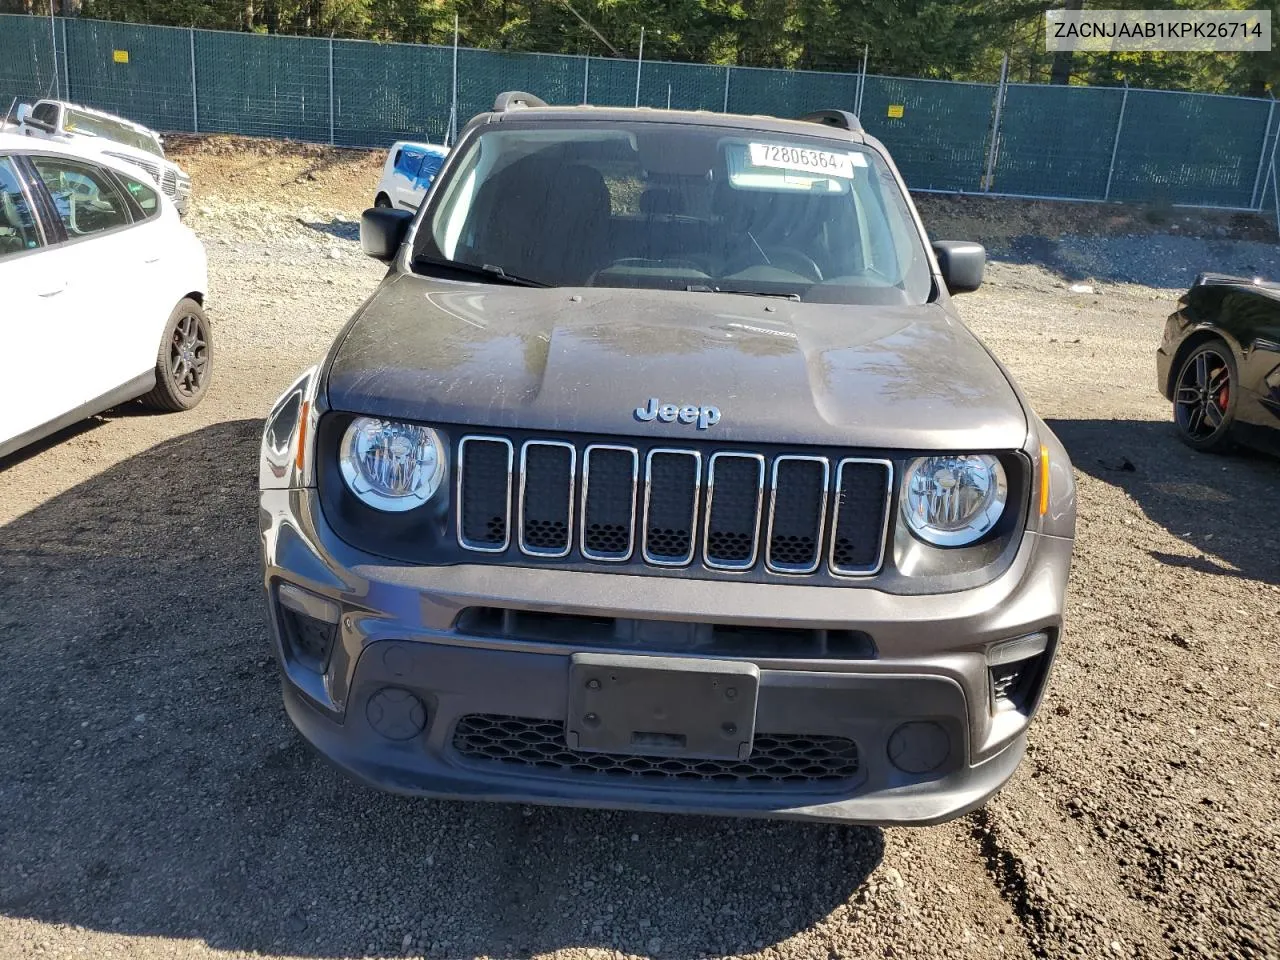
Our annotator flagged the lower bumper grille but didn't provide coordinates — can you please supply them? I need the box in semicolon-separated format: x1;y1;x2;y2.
452;714;860;788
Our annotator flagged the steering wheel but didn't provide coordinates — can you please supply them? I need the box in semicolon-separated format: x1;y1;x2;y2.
749;246;824;282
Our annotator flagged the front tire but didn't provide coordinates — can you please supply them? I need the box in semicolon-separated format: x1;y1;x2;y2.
374;192;392;208
140;298;211;412
1173;340;1236;452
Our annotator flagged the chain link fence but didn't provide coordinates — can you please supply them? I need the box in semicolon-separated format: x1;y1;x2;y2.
2;12;1277;212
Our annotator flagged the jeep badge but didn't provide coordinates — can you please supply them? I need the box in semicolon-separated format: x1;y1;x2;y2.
634;397;721;430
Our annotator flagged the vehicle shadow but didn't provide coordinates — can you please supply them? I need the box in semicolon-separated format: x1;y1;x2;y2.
299;217;361;242
0;419;882;957
1047;416;1280;586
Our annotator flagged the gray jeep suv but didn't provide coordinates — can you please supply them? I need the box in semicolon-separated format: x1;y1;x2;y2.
259;93;1076;824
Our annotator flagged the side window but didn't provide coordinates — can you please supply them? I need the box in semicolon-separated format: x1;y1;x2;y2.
392;148;403;170
120;174;160;218
397;148;425;179
418;153;445;186
31;157;132;238
32;102;59;127
0;157;42;259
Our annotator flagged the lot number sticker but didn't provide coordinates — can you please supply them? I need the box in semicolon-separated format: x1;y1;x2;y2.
748;143;854;179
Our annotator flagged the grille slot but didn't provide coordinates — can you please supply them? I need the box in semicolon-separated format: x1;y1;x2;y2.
830;458;893;575
457;437;513;552
519;441;575;557
453;714;860;788
766;456;830;574
580;444;638;561
643;449;701;566
704;452;765;570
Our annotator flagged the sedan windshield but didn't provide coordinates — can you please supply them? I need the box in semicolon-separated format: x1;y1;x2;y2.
64;108;165;158
419;120;931;304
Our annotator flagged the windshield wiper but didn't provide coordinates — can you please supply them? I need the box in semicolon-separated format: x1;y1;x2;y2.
413;256;549;288
686;284;801;302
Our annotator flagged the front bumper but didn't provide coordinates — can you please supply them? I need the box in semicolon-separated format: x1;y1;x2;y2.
261;488;1071;825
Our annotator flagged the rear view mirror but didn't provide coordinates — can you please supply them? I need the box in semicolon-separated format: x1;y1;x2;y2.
360;207;413;262
932;241;985;294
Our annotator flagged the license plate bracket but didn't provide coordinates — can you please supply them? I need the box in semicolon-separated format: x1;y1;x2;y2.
566;653;759;760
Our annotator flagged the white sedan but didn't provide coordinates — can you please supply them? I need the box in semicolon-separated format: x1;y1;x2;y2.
0;132;210;459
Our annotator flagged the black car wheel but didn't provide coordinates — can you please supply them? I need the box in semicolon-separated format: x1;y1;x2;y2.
374;192;392;208
1173;341;1237;452
140;298;212;412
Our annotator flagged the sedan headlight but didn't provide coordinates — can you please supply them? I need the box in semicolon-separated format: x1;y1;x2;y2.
901;454;1007;547
339;417;446;512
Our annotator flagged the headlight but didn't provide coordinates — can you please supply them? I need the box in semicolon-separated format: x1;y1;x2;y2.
901;454;1007;547
339;417;446;512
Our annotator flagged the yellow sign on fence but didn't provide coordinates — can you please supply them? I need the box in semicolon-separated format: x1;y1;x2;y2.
887;104;904;118
113;49;129;63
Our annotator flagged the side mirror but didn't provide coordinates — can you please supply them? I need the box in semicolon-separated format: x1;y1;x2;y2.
360;207;413;262
15;103;31;123
21;114;54;134
932;240;985;294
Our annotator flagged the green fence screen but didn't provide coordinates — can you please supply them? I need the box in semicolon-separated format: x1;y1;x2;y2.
1;13;1273;210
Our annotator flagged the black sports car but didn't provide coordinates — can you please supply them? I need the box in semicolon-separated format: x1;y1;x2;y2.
1157;274;1280;454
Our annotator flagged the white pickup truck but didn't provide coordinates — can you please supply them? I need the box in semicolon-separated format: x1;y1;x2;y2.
16;99;191;216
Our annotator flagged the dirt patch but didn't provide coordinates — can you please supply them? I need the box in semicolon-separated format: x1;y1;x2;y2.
165;134;384;212
915;192;1275;245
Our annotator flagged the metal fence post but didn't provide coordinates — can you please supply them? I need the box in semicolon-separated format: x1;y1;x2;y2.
582;56;590;104
722;66;730;113
1262;112;1280;212
328;36;335;145
855;44;868;116
189;27;199;133
1250;93;1276;210
982;53;1008;192
60;17;69;101
449;13;459;145
49;7;59;99
1103;82;1128;201
634;27;645;108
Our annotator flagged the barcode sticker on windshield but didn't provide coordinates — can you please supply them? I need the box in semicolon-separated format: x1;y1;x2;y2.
748;143;854;179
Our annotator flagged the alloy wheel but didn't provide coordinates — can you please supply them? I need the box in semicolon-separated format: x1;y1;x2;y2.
1174;348;1231;440
169;312;209;398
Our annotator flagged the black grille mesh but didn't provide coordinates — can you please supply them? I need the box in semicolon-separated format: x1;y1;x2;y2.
456;437;891;579
522;444;573;552
768;459;826;570
582;447;636;558
645;452;698;562
706;455;762;566
832;461;891;572
453;714;860;787
459;439;510;548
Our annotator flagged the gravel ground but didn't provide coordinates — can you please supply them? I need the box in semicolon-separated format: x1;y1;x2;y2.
0;140;1277;960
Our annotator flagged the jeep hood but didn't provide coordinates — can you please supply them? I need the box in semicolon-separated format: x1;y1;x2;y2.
325;275;1028;450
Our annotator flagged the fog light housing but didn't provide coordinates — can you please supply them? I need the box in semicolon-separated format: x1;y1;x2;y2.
276;583;340;673
986;632;1050;713
366;687;428;740
887;721;950;774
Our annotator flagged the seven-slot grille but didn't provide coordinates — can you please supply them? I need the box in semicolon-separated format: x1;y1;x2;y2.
457;436;893;578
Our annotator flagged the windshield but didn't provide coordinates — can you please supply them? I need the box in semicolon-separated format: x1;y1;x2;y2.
63;108;165;158
418;120;931;304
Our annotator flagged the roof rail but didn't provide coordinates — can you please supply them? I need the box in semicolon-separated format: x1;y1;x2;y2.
798;109;863;134
493;90;548;112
